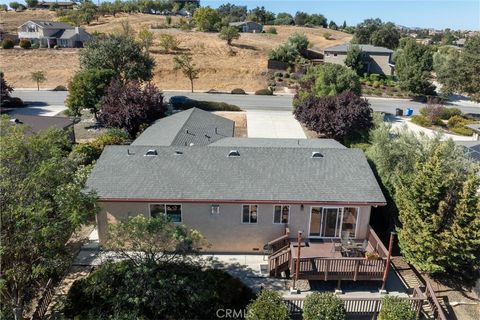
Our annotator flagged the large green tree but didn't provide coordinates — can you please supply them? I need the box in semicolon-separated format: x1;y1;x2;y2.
395;38;435;95
193;6;221;32
367;123;480;279
296;63;361;103
344;44;364;75
66;68;115;119
436;35;480;101
353;19;400;49
79;34;155;82
0;117;97;320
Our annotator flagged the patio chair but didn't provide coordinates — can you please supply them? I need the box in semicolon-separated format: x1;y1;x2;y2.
331;240;342;256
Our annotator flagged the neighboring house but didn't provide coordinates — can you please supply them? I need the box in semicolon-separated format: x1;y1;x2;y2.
17;20;91;48
229;21;263;33
455;38;466;47
9;115;75;141
36;1;78;10
466;124;480;141
132;108;235;147
86;109;386;254
323;44;394;75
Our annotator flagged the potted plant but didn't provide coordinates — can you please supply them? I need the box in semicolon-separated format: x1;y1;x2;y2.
365;251;380;260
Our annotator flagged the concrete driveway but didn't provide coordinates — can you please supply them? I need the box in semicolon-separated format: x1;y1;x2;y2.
246;110;306;138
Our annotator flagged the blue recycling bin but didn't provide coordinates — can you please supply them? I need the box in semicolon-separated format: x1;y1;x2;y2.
406;108;413;116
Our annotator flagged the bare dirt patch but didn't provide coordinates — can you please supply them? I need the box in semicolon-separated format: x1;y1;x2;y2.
214;111;247;137
1;11;352;91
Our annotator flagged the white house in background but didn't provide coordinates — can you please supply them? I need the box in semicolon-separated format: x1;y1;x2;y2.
17;20;91;48
229;21;263;33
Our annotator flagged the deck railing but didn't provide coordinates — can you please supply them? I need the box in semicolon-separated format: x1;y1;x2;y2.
267;227;290;255
268;248;291;277
291;257;387;281
424;280;448;320
367;226;389;258
284;286;425;319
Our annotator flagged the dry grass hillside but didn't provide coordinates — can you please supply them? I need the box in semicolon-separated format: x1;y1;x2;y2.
0;10;352;91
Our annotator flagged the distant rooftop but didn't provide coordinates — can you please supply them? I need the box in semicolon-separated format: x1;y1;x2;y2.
466;124;480;133
132;108;235;147
23;20;74;30
324;44;393;54
9;115;73;133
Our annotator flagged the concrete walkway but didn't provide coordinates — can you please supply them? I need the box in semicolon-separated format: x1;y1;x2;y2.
246;110;306;138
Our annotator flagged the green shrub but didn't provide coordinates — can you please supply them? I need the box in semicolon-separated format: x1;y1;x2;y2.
372;81;381;88
231;88;246;94
70;129;130;165
364;80;372;86
1;38;14;49
267;26;277;34
19;39;31;49
31;43;39;49
52;85;67;91
450;125;474;136
255;88;273;95
442;107;462;120
378;296;416;320
284;73;290;78
303;292;346;320
65;261;254;320
447;115;466;128
369;73;381;82
246;289;289;320
177;99;241;111
274;71;283;77
411;115;431;127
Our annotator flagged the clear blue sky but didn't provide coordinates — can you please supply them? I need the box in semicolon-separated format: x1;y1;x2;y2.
203;0;480;30
1;0;478;30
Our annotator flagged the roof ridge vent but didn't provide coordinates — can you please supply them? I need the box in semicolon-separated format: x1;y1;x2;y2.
228;150;240;157
311;151;323;158
145;149;158;156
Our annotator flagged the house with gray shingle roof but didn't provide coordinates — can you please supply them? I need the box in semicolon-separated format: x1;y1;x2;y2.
86;108;386;252
17;20;91;48
323;44;395;75
132;108;235;147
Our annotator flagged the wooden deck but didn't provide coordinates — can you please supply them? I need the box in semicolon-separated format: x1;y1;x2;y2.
268;227;390;282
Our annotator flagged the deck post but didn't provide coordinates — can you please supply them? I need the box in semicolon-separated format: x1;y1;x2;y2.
293;230;302;290
380;232;395;293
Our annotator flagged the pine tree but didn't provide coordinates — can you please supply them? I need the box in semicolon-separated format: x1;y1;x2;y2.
443;172;480;279
395;144;455;273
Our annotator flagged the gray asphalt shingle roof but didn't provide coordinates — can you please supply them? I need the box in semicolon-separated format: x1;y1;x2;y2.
210;137;346;149
86;145;386;204
324;44;393;54
132;108;235;147
28;20;74;30
466;124;480;133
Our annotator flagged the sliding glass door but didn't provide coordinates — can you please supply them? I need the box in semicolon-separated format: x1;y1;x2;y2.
309;207;349;238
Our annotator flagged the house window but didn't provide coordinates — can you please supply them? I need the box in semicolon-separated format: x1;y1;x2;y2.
342;207;358;237
242;205;258;224
273;205;289;224
149;204;182;223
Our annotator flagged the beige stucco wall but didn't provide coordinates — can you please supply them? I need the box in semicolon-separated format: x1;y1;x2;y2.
97;202;373;253
324;52;392;75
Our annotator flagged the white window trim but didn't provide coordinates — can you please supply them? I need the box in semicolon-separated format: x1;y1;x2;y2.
148;203;182;223
307;206;360;239
241;204;258;224
273;205;290;224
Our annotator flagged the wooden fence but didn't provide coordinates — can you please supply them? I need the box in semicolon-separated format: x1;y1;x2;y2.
284;287;424;319
424;280;448;320
31;279;55;320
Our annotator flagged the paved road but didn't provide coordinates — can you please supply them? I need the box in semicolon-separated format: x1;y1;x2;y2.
10;90;480;116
